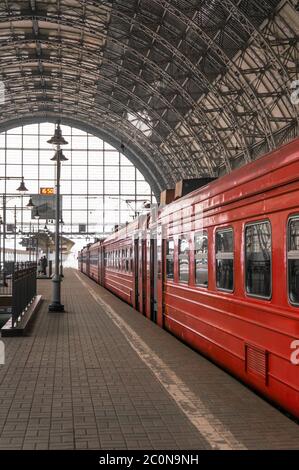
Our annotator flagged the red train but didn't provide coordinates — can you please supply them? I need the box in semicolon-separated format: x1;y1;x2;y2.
79;138;299;419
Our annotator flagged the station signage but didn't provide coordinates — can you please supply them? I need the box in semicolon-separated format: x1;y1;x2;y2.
40;187;55;195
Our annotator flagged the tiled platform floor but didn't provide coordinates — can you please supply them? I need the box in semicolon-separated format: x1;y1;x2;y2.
0;268;298;450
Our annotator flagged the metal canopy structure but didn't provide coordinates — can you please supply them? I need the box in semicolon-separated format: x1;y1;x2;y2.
0;0;298;197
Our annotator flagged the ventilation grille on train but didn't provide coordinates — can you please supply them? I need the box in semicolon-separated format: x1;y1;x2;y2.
245;344;268;383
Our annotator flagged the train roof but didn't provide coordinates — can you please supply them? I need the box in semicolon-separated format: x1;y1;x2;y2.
160;137;299;217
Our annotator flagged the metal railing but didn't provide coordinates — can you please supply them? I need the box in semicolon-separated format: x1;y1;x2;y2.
11;262;37;327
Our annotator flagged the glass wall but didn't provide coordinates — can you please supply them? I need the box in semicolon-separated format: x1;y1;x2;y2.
0;123;155;265
0;123;155;237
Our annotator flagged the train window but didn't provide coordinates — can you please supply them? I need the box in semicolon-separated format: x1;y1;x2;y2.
166;239;174;280
195;230;208;287
130;247;133;272
245;221;271;298
125;249;129;272
179;237;189;283
122;249;126;271
288;217;299;305
216;228;234;291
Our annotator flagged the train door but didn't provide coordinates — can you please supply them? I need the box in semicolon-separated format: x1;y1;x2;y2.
150;235;158;322
134;237;146;313
97;246;101;285
156;226;165;328
87;250;90;278
141;239;147;315
134;238;139;310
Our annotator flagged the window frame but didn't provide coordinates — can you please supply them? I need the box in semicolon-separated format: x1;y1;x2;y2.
166;238;175;281
194;230;208;288
215;227;234;293
178;235;190;284
244;219;272;301
287;214;299;307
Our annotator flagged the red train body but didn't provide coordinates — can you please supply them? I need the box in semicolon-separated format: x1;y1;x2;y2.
78;138;299;418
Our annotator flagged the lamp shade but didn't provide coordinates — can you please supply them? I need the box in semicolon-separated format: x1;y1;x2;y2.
26;197;35;208
17;177;28;192
47;124;68;146
51;149;68;162
34;207;40;219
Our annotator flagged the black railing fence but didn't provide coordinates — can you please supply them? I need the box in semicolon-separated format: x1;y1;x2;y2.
11;262;37;327
0;261;12;295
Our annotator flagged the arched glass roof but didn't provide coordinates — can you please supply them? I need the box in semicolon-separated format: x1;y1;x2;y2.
0;0;298;194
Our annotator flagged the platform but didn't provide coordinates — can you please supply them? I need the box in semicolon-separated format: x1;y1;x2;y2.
0;268;298;450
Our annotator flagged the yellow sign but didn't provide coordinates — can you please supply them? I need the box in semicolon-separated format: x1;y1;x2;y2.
40;187;55;195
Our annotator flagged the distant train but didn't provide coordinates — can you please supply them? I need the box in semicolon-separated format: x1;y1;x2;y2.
79;138;299;419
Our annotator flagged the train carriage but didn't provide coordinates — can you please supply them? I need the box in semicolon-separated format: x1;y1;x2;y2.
79;137;299;419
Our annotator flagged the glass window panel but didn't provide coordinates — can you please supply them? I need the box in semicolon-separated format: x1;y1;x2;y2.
195;230;208;287
88;166;103;180
39;150;54;164
88;151;104;165
61;196;72;210
6;149;22;164
0;151;5;166
88;181;103;194
23;165;38;179
72;128;86;136
0;134;5;148
216;229;234;291
70;150;87;165
105;181;120;194
105;151;119;165
121;166;135;180
72;136;88;149
88;135;103;150
72;211;86;223
120;210;131;224
39;165;55;180
137;181;151;194
90;211;104;224
105;197;119;210
6;134;22;148
62;211;72;224
23;150;38;165
120;199;132;211
39;123;55;135
88;197;104;210
7;126;22;134
288;217;299;305
23;124;39;134
179;237;189;283
136;169;144;180
71;196;88;210
120;154;131;165
121;181;135;194
104;211;119;225
72;165;87;180
23;135;39;148
26;180;39;193
60;180;72;194
105;166;119;180
60;165;72;180
166;239;174;280
245;221;271;298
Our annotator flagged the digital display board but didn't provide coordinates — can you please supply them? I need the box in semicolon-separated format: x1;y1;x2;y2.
40;187;55;195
